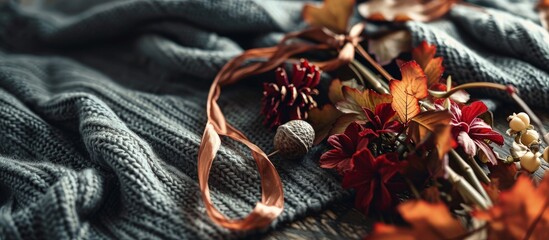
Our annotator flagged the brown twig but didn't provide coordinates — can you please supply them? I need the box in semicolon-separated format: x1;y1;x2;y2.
350;60;389;94
355;43;394;82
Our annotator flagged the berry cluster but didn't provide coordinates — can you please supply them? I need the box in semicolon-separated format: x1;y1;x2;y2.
507;112;548;172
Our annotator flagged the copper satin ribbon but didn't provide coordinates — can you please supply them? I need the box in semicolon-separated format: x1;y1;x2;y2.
197;23;364;230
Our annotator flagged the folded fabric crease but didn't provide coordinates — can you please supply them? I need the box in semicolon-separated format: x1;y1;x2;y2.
0;0;547;239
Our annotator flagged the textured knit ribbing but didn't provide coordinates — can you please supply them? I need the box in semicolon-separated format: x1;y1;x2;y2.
407;5;549;108
0;0;548;239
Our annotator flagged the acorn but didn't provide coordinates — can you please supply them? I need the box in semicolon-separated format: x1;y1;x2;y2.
272;120;315;159
520;151;541;173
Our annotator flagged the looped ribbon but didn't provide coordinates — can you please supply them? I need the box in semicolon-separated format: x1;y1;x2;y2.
197;23;365;230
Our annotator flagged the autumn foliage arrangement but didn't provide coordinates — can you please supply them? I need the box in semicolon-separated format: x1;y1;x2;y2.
205;0;549;238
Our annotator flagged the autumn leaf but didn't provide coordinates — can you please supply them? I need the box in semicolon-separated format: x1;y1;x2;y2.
408;110;454;160
308;104;362;144
538;0;549;30
330;113;361;136
487;162;518;190
412;41;444;87
310;78;385;144
308;104;344;144
473;175;549;240
358;0;457;22
389;61;428;122
368;30;412;66
365;201;467;240
336;86;393;116
482;179;501;203
303;0;355;33
328;78;363;104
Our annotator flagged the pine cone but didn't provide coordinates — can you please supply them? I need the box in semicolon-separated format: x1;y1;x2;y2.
261;59;321;128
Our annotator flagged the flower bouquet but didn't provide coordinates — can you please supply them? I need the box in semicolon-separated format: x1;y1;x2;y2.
197;0;549;238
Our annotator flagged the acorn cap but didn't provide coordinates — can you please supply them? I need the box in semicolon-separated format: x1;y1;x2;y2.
274;120;315;159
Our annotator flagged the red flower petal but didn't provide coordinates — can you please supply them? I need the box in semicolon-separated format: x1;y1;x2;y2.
378;153;402;183
457;131;477;157
342;149;376;189
319;150;352;172
354;181;376;215
461;101;488;124
474;139;498;165
469;119;504;145
375;103;397;125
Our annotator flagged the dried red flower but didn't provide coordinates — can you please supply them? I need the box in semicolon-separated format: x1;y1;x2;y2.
342;149;402;215
261;59;321;128
319;122;374;173
362;103;404;136
439;100;504;164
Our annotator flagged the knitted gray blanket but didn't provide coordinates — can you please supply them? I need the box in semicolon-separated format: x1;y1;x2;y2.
0;0;547;239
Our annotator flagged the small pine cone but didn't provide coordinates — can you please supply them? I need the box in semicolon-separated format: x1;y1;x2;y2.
261;59;320;129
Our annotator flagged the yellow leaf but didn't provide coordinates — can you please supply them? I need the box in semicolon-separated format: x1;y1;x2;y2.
336;86;393;115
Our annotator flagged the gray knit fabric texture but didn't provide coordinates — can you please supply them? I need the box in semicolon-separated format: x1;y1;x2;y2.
0;0;547;239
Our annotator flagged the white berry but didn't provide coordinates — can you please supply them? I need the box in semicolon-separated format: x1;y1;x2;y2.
520;129;539;146
516;112;530;126
520;151;541;173
509;117;526;132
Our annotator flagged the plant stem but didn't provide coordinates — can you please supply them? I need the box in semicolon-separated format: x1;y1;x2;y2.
355;44;394;82
348;61;366;87
468;156;491;184
449;150;492;206
404;177;421;199
350;60;389;94
446;166;489;210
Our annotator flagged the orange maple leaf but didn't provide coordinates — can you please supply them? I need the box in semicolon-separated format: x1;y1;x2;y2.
408;110;454;160
412;41;445;87
389;61;428;122
473;175;549;240
302;0;355;34
366;201;467;240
